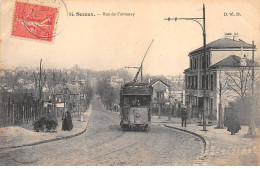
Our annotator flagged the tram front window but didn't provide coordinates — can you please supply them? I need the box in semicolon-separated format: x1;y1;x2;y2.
124;96;150;107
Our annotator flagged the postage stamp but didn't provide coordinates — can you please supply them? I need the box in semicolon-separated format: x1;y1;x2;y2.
11;1;58;42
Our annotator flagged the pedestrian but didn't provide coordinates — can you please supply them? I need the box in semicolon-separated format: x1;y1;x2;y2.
181;105;188;127
66;110;73;131
62;108;68;131
62;108;73;131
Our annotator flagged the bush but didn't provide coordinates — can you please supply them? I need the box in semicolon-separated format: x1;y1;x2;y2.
33;116;58;132
224;95;259;126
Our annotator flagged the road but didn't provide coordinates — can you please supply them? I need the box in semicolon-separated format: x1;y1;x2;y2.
0;97;204;166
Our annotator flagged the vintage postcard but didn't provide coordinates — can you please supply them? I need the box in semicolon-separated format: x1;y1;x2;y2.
0;0;259;166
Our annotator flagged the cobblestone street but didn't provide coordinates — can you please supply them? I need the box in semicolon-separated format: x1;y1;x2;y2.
0;97;204;166
153;117;260;166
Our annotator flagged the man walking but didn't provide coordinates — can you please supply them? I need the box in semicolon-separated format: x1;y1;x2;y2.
181;105;188;127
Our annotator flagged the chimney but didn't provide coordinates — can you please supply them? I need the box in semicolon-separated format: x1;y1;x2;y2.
233;32;239;41
240;54;247;67
224;32;232;39
240;46;243;57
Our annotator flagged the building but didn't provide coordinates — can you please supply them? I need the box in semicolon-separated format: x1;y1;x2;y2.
184;37;257;122
110;75;124;88
148;79;170;101
90;78;97;89
165;75;185;103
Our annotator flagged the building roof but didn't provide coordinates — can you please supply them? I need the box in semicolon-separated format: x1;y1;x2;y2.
124;82;148;87
189;38;255;55
184;68;190;73
123;78;170;90
210;55;259;69
66;83;80;94
147;78;170;87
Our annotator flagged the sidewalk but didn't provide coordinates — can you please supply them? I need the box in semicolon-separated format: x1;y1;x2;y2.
0;106;92;149
152;115;260;166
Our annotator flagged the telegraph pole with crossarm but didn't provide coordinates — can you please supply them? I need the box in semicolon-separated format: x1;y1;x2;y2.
164;4;207;131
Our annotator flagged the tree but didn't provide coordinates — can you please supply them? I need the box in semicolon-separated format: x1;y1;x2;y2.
225;68;252;100
221;65;260;135
216;69;233;128
32;59;47;118
96;78;118;110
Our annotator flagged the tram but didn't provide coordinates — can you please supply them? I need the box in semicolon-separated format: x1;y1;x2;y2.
119;82;152;131
120;40;154;131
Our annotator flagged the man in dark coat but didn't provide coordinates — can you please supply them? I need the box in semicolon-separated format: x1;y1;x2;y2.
181;105;188;127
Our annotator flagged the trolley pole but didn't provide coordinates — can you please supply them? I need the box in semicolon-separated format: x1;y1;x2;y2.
164;4;207;131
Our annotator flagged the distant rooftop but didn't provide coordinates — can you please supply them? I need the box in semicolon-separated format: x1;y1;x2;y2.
148;78;170;87
189;38;255;55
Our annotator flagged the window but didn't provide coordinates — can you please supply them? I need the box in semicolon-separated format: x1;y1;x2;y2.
206;75;209;90
208;54;211;67
190;76;193;89
161;92;164;98
200;55;203;69
189;76;191;89
191;76;193;89
210;74;214;90
190;58;193;70
195;76;198;89
206;55;208;67
202;75;205;89
193;96;198;106
209;98;213;110
213;72;217;90
194;57;197;70
185;75;188;89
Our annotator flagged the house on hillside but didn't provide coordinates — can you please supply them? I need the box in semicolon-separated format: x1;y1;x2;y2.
110;76;124;88
148;79;170;115
165;75;185;103
184;37;258;123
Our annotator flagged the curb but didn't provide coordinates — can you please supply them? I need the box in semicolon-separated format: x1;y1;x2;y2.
163;124;211;165
0;112;92;150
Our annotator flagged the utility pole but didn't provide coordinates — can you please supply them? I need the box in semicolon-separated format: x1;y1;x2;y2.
202;4;207;131
215;69;224;129
164;4;207;131
39;59;42;117
12;102;14;125
168;86;172;121
52;70;57;118
247;41;256;137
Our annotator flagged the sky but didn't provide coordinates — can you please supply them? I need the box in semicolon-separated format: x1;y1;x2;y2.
0;0;259;76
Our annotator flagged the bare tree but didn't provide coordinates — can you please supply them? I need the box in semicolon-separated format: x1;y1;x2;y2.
216;69;231;128
222;66;259;136
32;59;47;118
225;67;252;100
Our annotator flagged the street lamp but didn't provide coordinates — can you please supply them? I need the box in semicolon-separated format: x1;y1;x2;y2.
164;4;207;131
